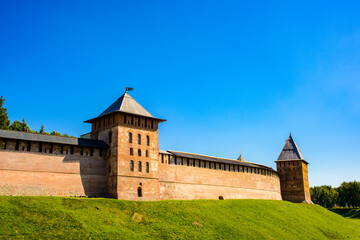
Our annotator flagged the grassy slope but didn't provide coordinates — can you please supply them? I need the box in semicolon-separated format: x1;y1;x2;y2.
1;197;360;240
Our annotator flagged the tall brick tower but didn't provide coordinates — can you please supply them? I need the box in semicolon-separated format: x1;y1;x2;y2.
85;91;165;200
275;134;312;203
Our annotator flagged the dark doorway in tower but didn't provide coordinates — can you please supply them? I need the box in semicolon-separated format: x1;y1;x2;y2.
138;183;142;197
219;196;224;200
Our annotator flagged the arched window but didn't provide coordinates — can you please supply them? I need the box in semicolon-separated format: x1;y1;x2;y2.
146;162;149;173
137;134;141;144
130;148;133;156
146;136;150;146
138;149;142;157
129;133;132;143
130;160;134;171
145;150;149;157
138;161;142;172
138;187;142;197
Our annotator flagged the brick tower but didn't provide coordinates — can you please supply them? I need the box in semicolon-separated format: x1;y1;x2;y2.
85;91;165;200
275;134;312;203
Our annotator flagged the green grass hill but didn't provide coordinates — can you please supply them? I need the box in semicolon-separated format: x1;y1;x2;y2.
1;196;359;239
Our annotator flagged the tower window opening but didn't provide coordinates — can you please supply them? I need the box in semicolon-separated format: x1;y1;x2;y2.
146;162;149;173
145;150;149;157
108;132;112;144
129;132;132;143
90;147;93;156
130;160;134;171
137;134;141;144
15;140;19;150
124;114;127;124
70;146;74;155
131;116;134;125
145;119;147;128
130;148;134;156
138;187;142;197
146;136;150;146
151;120;154;129
27;141;31;151
80;147;83;155
49;144;53;153
138;161;142;172
138;149;142;157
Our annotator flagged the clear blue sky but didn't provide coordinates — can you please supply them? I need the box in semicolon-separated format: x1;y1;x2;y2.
1;1;359;187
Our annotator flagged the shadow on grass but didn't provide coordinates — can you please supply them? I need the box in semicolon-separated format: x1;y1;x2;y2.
329;208;360;219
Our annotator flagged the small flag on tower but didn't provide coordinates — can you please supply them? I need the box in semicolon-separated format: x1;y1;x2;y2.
125;87;134;92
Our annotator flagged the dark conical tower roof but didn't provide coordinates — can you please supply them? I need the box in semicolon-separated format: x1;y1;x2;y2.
277;134;305;161
99;92;154;118
85;92;165;123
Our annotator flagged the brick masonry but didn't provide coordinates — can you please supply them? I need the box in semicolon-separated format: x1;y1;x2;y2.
0;93;310;202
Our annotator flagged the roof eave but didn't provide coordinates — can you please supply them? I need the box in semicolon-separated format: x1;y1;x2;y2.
84;111;166;123
275;159;309;164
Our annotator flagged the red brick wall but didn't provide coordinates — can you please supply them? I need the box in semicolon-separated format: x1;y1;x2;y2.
0;149;107;197
158;163;282;200
276;160;311;203
90;113;161;201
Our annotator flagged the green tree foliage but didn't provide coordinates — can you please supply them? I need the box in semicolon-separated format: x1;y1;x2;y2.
0;96;10;130
337;181;360;208
10;118;31;132
9;120;22;131
1;96;73;137
39;124;49;135
50;131;62;136
310;185;339;208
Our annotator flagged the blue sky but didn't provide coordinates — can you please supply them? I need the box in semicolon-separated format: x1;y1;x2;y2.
1;0;359;187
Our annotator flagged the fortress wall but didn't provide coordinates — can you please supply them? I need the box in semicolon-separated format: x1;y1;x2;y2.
158;163;282;200
0;148;107;197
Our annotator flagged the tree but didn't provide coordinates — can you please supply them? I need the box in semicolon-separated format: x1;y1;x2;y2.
20;118;31;132
310;185;338;208
0;96;10;130
337;181;360;208
39;124;49;135
9;120;22;131
10;118;31;132
50;130;62;136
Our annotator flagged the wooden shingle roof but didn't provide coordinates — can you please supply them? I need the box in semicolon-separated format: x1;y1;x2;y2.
85;92;165;122
277;134;307;163
166;150;275;171
0;129;109;148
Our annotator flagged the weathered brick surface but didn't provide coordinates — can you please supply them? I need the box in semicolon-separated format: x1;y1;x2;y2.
158;164;282;200
0;150;107;197
276;160;311;203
